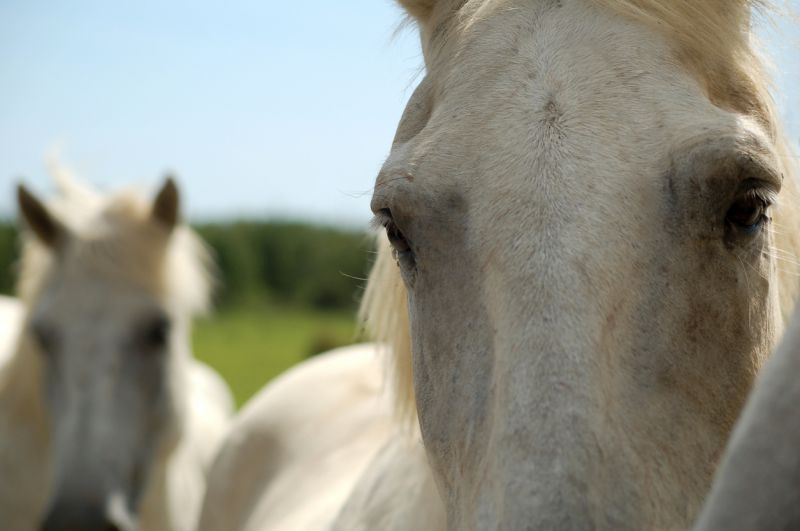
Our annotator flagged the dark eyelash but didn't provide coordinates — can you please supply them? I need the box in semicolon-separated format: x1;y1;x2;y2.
745;188;776;208
369;209;392;231
739;177;778;206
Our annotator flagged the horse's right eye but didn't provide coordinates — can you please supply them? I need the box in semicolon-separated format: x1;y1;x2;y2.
375;209;416;271
31;321;59;355
725;187;772;236
386;219;411;255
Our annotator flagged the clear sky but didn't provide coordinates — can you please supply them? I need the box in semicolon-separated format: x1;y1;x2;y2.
0;1;797;227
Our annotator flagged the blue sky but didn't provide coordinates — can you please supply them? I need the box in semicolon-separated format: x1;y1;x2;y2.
0;1;797;227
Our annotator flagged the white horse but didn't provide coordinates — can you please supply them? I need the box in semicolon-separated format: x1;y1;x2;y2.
0;172;234;531
200;0;800;529
362;0;800;528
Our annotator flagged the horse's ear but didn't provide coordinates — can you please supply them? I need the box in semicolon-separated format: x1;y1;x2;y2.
398;0;437;20
151;176;180;230
397;0;460;23
17;184;66;249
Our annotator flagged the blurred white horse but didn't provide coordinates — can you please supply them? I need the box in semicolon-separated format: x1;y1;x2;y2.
0;169;234;531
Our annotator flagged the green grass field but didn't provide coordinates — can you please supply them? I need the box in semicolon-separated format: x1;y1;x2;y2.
192;305;360;407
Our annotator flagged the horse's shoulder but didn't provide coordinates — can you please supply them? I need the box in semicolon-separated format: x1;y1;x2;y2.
187;359;236;420
180;358;235;470
238;342;384;431
0;295;23;370
333;432;446;531
197;343;395;531
0;294;22;314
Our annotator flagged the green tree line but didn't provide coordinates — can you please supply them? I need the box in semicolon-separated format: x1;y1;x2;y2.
0;220;374;311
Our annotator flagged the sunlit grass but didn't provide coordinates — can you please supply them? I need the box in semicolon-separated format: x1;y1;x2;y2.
192;304;359;408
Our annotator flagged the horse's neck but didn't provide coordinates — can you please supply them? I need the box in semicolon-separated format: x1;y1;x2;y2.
138;445;193;531
139;357;229;531
0;330;48;437
0;298;41;420
0;332;50;530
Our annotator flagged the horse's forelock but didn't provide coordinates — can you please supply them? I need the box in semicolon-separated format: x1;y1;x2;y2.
594;1;775;129
17;189;213;318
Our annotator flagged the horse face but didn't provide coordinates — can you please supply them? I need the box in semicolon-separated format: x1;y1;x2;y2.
17;180;185;531
31;270;179;531
372;0;790;528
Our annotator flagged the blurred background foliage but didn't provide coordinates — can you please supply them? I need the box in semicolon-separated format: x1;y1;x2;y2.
0;220;374;406
194;222;372;310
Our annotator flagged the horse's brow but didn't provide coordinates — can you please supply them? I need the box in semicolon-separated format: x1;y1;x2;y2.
672;132;779;180
723;134;781;187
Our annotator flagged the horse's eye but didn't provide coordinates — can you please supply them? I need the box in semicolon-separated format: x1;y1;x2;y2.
386;220;411;254
726;189;771;235
375;209;416;271
141;316;170;351
31;320;59;355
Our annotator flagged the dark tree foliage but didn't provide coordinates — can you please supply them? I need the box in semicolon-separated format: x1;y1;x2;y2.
190;221;373;310
0;223;17;295
0;221;374;311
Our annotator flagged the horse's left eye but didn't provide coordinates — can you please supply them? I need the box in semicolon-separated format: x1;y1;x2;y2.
141;316;170;350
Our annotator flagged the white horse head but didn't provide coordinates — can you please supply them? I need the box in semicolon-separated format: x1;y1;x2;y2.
14;175;212;531
363;0;800;528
